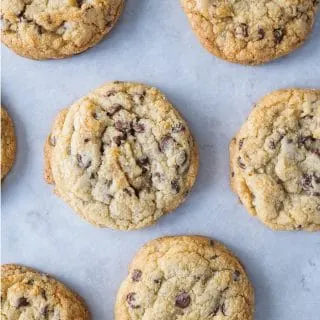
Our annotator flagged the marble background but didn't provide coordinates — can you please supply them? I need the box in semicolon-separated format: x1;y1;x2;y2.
2;1;320;319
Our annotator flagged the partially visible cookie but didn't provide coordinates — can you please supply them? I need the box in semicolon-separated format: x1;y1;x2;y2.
115;235;254;320
230;89;320;231
44;81;199;230
180;0;319;65
1;264;90;319
1;107;16;180
1;0;124;60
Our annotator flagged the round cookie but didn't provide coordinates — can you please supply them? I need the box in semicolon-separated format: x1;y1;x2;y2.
1;264;89;319
180;0;319;65
115;236;254;320
230;89;320;231
1;107;16;180
1;0;124;60
44;81;199;230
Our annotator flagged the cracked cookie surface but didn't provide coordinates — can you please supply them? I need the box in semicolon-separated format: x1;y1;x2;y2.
180;0;319;64
1;0;124;60
230;89;320;231
1;107;16;180
1;264;89;320
44;82;199;230
115;236;254;320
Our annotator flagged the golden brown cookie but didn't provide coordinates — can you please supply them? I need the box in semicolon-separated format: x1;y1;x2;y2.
230;89;320;231
44;81;199;230
180;0;319;65
1;264;90;319
115;236;254;320
1;0;125;60
1;107;16;180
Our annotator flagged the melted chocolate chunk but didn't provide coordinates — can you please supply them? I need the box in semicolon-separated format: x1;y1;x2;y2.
160;135;173;152
107;104;122;116
274;28;285;43
172;123;186;133
76;154;92;169
175;292;191;308
16;297;29;308
171;179;181;193
126;292;140;309
132;122;145;133
237;157;246;169
235;23;248;37
233;270;241;281
257;27;265;40
132;269;142;282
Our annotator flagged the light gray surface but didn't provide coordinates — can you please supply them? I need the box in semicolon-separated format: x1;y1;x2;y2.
1;1;320;319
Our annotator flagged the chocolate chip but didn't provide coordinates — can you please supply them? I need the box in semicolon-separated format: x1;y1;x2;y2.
132;269;142;282
90;172;97;179
77;0;84;6
235;23;248;37
107;104;122;116
92;112;98;119
137;156;149;167
41;289;47;300
211;304;220;316
84;138;90;143
115;120;130;132
171;179;181;193
257;27;265;40
302;174;313;191
153;278;162;284
41;305;49;317
210;240;215;247
239;138;244;150
237;157;246;169
113;133;127;146
132;122;145;133
233;270;241;281
274;28;284;43
126;293;140;309
231;171;235;177
175;292;190;308
160;135;173;152
76;154;92;169
269;140;276;149
134;92;146;104
172;123;185;133
26;279;34;285
124;188;132;196
298;135;316;150
105;90;116;97
16;297;29;308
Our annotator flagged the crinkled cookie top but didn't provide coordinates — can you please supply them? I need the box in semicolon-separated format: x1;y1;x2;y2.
115;236;254;320
181;0;319;64
231;89;320;231
1;0;124;59
1;264;89;320
45;82;198;230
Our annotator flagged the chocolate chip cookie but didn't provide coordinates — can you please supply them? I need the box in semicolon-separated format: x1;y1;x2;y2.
230;89;320;231
1;0;124;60
180;0;319;64
115;236;254;320
44;81;199;230
1;264;89;319
1;107;16;180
